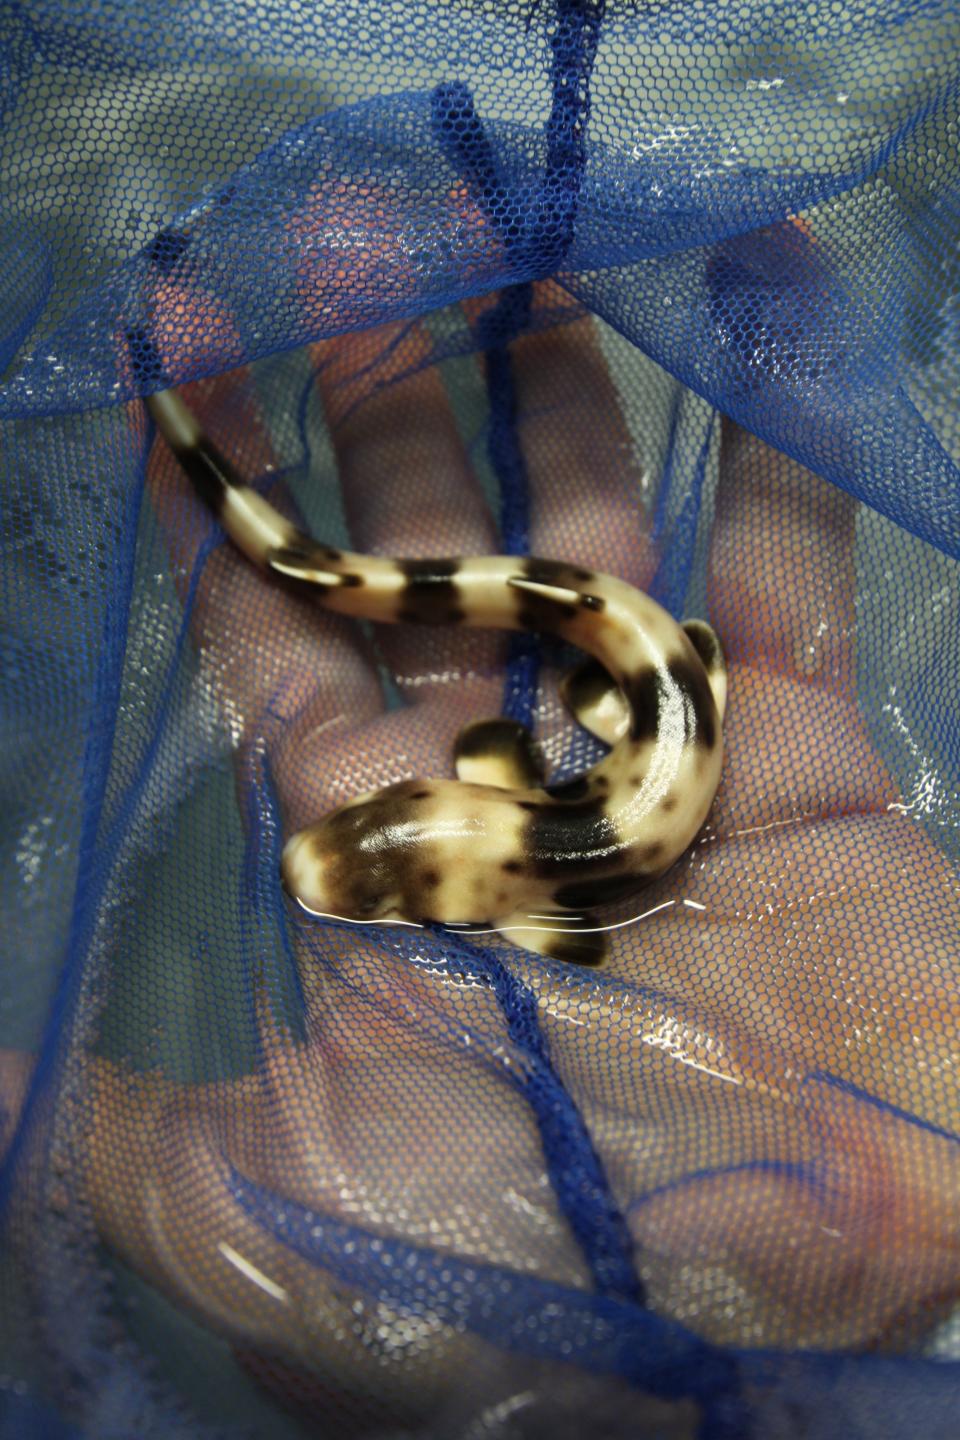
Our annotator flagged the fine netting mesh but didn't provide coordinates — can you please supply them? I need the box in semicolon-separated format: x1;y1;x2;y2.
2;3;960;1437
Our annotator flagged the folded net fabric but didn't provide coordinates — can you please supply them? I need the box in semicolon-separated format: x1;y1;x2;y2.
1;3;959;1436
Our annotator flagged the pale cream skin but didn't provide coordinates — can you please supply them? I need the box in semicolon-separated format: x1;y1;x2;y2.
146;388;727;963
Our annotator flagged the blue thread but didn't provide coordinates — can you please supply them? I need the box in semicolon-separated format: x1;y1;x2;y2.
804;1068;960;1143
480;285;534;555
428;2;646;1315
479;283;540;727
229;1158;737;1399
485;949;644;1303
430;81;515;246
432;7;606;727
523;0;605;277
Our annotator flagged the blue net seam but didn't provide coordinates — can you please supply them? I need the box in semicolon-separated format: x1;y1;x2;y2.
429;0;647;1318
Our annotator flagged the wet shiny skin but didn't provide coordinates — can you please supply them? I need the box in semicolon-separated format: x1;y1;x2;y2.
147;385;727;962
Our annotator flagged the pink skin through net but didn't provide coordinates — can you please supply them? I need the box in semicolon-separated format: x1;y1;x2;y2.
3;254;960;1420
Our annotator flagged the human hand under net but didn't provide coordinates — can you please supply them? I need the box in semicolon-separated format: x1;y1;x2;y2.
3;288;960;1420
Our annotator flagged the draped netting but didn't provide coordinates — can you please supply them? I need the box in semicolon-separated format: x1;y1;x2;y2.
1;3;960;1437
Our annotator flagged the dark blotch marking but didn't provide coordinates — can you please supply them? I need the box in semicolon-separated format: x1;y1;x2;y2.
660;795;678;812
514;592;577;630
622;660;718;749
419;868;441;889
272;532;344;567
454;718;545;787
545;926;606;967
315;780;438;919
553;872;643;910
545;773;591;801
683;619;723;673
409;789;431;801
501;859;523;874
399;557;459;579
397;557;464;625
621;668;662;744
170;437;242;516
524;557;595;587
669;656;717;750
512;555;602;632
524;799;621;879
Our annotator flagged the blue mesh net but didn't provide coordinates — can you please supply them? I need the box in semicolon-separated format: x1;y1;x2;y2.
2;2;960;1436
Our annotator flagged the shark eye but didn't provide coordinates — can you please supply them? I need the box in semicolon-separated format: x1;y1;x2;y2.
354;894;387;919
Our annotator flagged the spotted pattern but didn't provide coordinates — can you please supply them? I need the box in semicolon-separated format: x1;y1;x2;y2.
147;384;728;964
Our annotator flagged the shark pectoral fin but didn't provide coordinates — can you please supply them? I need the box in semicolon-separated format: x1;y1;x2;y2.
559;657;629;746
267;534;356;590
496;908;607;966
453;718;546;789
269;554;342;587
